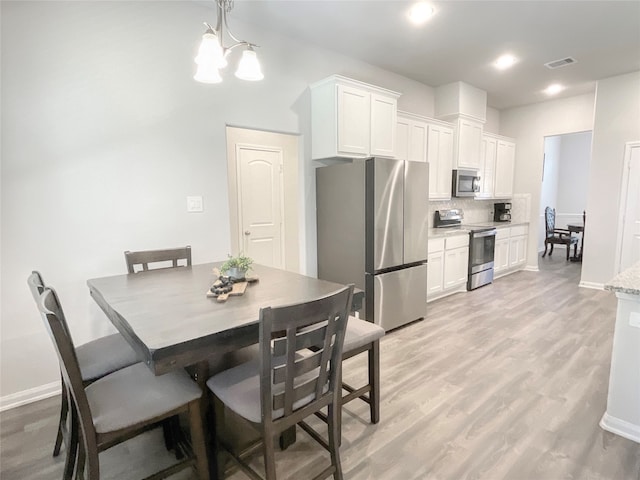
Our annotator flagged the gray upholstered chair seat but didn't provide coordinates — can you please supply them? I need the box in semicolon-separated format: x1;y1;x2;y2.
86;362;202;433
77;333;140;382
207;357;327;424
343;316;385;352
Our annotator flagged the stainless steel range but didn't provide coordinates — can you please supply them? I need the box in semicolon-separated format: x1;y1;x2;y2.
434;209;497;291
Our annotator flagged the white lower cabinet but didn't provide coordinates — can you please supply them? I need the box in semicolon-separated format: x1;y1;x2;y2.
444;246;469;288
427;251;444;296
427;234;469;302
495;225;528;277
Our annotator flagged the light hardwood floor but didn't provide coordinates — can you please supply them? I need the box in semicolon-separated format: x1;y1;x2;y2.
2;256;639;480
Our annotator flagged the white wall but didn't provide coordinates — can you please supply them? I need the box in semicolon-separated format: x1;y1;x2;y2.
0;1;437;404
500;93;595;272
539;136;562;250
582;71;640;287
557;131;592;215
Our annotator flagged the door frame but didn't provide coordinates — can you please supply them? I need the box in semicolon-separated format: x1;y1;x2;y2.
614;141;640;273
226;126;300;273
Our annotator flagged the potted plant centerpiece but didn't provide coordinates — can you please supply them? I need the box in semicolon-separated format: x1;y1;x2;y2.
220;253;253;281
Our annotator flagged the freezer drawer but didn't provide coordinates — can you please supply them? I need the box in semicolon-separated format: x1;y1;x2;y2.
366;264;427;331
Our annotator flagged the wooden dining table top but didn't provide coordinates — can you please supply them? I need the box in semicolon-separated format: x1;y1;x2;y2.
87;263;346;375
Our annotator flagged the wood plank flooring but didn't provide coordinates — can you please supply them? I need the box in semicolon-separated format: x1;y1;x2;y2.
2;256;639;479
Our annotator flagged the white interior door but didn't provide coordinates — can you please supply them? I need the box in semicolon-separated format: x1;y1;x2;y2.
237;145;283;268
618;142;640;271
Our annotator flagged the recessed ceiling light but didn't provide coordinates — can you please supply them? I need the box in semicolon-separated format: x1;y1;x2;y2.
408;2;435;25
494;54;517;70
545;84;564;95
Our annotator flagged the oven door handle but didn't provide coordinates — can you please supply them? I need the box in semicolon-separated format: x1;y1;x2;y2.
473;229;497;238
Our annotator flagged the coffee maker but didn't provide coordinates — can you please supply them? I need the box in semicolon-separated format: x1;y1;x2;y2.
494;202;512;222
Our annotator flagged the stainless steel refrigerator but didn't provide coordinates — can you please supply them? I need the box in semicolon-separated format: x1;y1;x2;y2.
316;157;428;331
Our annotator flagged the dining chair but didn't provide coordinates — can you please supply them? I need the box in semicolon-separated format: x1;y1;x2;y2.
207;284;354;480
124;245;192;273
27;273;210;480
541;206;579;260
322;315;384;439
27;272;139;460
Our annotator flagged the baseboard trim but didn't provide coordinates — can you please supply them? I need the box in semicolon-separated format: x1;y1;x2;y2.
600;412;640;444
523;265;539;272
579;281;605;290
0;381;60;412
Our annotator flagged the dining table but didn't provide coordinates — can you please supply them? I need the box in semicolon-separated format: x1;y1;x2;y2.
87;262;348;478
567;223;585;262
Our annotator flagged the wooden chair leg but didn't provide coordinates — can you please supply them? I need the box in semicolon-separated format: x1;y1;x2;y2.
327;402;343;480
566;244;570;261
369;341;380;424
263;433;277;480
54;375;69;457
549;243;554;256
188;401;210;480
542;242;548;258
63;401;78;480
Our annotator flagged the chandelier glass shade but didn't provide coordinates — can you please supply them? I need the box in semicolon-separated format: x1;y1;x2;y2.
194;0;263;84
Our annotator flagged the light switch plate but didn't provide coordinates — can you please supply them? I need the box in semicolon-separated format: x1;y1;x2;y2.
187;196;203;213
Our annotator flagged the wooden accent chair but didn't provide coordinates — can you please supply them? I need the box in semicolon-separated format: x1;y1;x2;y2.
27;273;209;480
542;207;579;260
124;246;192;273
207;285;354;480
27;272;139;461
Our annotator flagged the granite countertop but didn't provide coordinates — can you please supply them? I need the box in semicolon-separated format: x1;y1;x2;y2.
605;261;640;295
429;222;529;239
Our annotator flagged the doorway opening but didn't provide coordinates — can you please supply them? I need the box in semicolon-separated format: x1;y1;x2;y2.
538;131;592;273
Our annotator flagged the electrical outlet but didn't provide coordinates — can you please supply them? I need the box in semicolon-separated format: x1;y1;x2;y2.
187;196;203;213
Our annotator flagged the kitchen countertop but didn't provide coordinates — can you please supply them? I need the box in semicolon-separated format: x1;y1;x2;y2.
429;221;529;239
604;261;640;296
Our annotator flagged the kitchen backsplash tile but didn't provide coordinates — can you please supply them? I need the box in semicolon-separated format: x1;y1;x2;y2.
428;193;531;227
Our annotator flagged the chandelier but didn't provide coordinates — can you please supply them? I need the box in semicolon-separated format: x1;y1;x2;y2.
194;0;264;84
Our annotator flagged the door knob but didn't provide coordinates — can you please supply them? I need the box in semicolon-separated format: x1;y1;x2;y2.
244;231;251;236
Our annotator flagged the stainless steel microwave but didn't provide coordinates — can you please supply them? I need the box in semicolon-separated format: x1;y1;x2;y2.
452;169;481;197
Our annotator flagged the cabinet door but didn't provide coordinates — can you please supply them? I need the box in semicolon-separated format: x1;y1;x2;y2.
427;251;444;297
427;123;454;200
517;236;527;264
509;236;526;267
494;140;515;198
444;247;469;288
478;135;497;199
370;92;397;158
456;119;483;169
395;118;410;161
337;84;370;156
408;121;428;162
494;238;510;273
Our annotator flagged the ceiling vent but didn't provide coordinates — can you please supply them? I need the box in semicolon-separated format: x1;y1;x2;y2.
544;57;578;69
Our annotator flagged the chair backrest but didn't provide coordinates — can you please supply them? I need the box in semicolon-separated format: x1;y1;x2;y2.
544;207;556;238
27;274;98;451
259;285;354;425
124;246;192;274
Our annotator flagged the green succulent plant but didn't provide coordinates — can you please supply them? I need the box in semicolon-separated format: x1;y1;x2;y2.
220;253;254;274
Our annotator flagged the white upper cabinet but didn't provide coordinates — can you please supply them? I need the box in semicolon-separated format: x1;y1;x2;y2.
336;84;370;156
311;75;401;160
494;139;516;198
395;112;427;163
427;122;454;200
477;134;497;199
370;93;398;158
477;133;516;199
396;112;452;200
454;117;483;170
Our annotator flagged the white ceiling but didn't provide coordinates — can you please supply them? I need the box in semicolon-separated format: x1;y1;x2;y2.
227;0;640;110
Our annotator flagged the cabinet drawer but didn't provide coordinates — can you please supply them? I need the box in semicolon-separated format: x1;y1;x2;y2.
495;227;510;240
428;238;445;253
445;234;469;250
510;225;528;237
